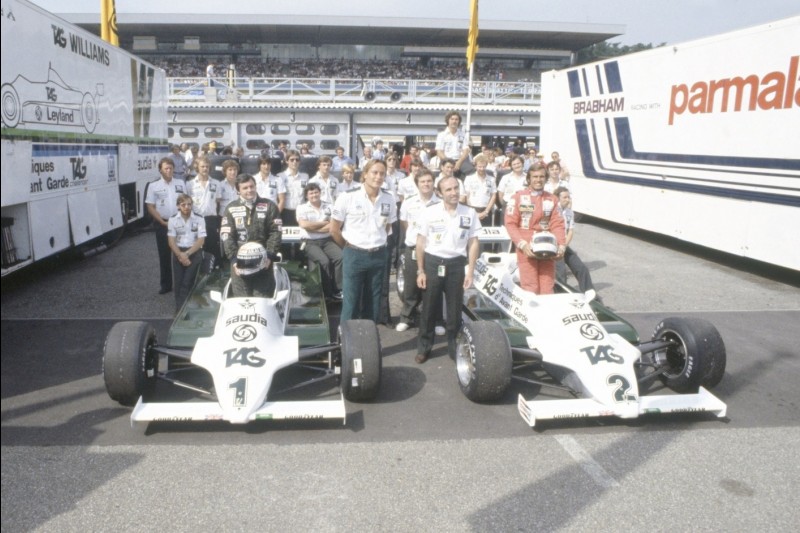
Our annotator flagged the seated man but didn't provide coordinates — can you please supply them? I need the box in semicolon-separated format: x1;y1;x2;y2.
220;174;282;297
296;183;343;300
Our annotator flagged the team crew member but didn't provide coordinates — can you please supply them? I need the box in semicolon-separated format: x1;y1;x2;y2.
279;149;309;227
415;176;481;363
461;154;497;225
309;156;341;204
397;158;423;203
167;194;206;312
433;159;465;198
505;163;566;295
186;155;222;266
145;157;186;294
255;156;286;212
554;187;600;300
330;159;397;323
297;183;343;300
496;155;527;225
435;110;472;177
339;164;360;193
396;169;440;332
220;174;282;297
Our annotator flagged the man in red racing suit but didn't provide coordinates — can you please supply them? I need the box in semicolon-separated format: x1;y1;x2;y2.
504;164;566;294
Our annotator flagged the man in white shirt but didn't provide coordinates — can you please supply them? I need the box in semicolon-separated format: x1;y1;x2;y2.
414;176;481;363
461;154;497;225
309;156;341;205
145;157;186;294
435;111;472;177
255;156;286;212
167;194;206;312
186;155;222;266
279;150;309;227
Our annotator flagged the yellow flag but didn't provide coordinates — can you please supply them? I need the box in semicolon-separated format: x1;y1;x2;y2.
101;0;119;46
466;0;479;66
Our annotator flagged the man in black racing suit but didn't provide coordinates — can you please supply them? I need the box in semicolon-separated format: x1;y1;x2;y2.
220;174;282;297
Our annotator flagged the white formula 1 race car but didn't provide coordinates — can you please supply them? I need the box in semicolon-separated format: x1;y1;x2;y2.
103;260;381;426
457;252;727;427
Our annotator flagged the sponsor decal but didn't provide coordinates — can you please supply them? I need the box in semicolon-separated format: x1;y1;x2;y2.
562;312;596;325
153;417;192;422
226;313;267;327
579;323;605;341
232;324;258;342
285;414;324;420
573;96;625;115
554;413;591;419
580;344;623;365
670;407;707;413
607;374;636;402
224;347;266;368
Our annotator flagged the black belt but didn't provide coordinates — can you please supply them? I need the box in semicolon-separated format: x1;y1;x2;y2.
179;247;193;252
424;252;466;265
346;243;387;253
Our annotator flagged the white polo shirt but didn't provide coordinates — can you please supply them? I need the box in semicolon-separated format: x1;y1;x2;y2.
397;175;418;200
256;172;286;205
332;187;397;249
497;172;527;200
309;174;341;205
217;179;238;216
400;193;440;247
186;177;220;217
418;202;481;259
167;212;207;249
435;128;472;160
296;201;333;240
280;171;309;210
463;172;497;208
145;177;186;220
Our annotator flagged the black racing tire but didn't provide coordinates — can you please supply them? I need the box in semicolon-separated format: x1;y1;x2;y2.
1;84;21;128
652;317;726;393
455;321;512;402
103;321;158;406
339;319;382;402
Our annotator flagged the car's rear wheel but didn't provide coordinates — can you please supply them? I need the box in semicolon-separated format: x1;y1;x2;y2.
81;93;97;133
456;321;512;402
1;84;20;128
103;321;158;406
652;317;726;393
339;320;381;402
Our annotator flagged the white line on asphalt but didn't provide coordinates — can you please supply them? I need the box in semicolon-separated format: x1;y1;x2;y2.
553;434;619;489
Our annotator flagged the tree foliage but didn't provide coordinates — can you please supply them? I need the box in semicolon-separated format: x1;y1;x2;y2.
575;41;665;65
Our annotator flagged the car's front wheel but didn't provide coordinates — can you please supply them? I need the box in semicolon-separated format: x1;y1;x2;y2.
456;321;512;402
103;321;158;406
339;320;381;402
652;317;726;393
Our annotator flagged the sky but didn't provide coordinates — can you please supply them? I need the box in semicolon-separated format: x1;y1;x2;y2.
27;0;800;46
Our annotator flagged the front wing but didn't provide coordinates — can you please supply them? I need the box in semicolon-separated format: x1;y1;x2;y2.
130;394;346;426
517;387;727;427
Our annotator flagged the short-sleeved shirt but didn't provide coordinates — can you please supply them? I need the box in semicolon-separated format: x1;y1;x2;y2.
497;172;527;200
167;212;207;249
296;201;333;240
400;194;440;247
339;180;361;193
397;175;418;200
558;205;574;233
256;173;286;205
280;171;309;210
332;188;397;249
186;177;220;217
382;170;403;202
309;175;341;205
463;172;497;208
417;202;481;259
435;128;472;160
217;180;238;216
145;177;186;220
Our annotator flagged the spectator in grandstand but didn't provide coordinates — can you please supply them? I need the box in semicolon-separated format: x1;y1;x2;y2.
550;151;571;180
167;194;206;312
145;157;187;295
220;174;282;298
331;146;354;172
339;164;360;192
400;145;418;172
217;159;239;220
186;156;223;267
255;156;286;212
309;156;341;204
296;182;343;301
168;144;188;181
554;186;599;301
206;62;215;86
330;159;397;323
462;154;497;224
435;111;472;177
279;149;309;227
358;146;374;169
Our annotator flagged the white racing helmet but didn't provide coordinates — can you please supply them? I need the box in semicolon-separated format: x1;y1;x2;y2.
531;231;558;259
236;242;269;276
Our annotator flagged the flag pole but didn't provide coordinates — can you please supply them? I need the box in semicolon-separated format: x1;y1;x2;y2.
465;0;479;143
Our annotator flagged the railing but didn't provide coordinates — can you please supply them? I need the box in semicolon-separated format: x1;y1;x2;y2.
167;77;542;106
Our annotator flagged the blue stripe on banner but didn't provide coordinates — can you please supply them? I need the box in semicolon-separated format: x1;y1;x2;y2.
574;119;800;207
612;118;800;171
581;68;590;97
604;62;623;93
595;64;605;95
568;70;582;98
